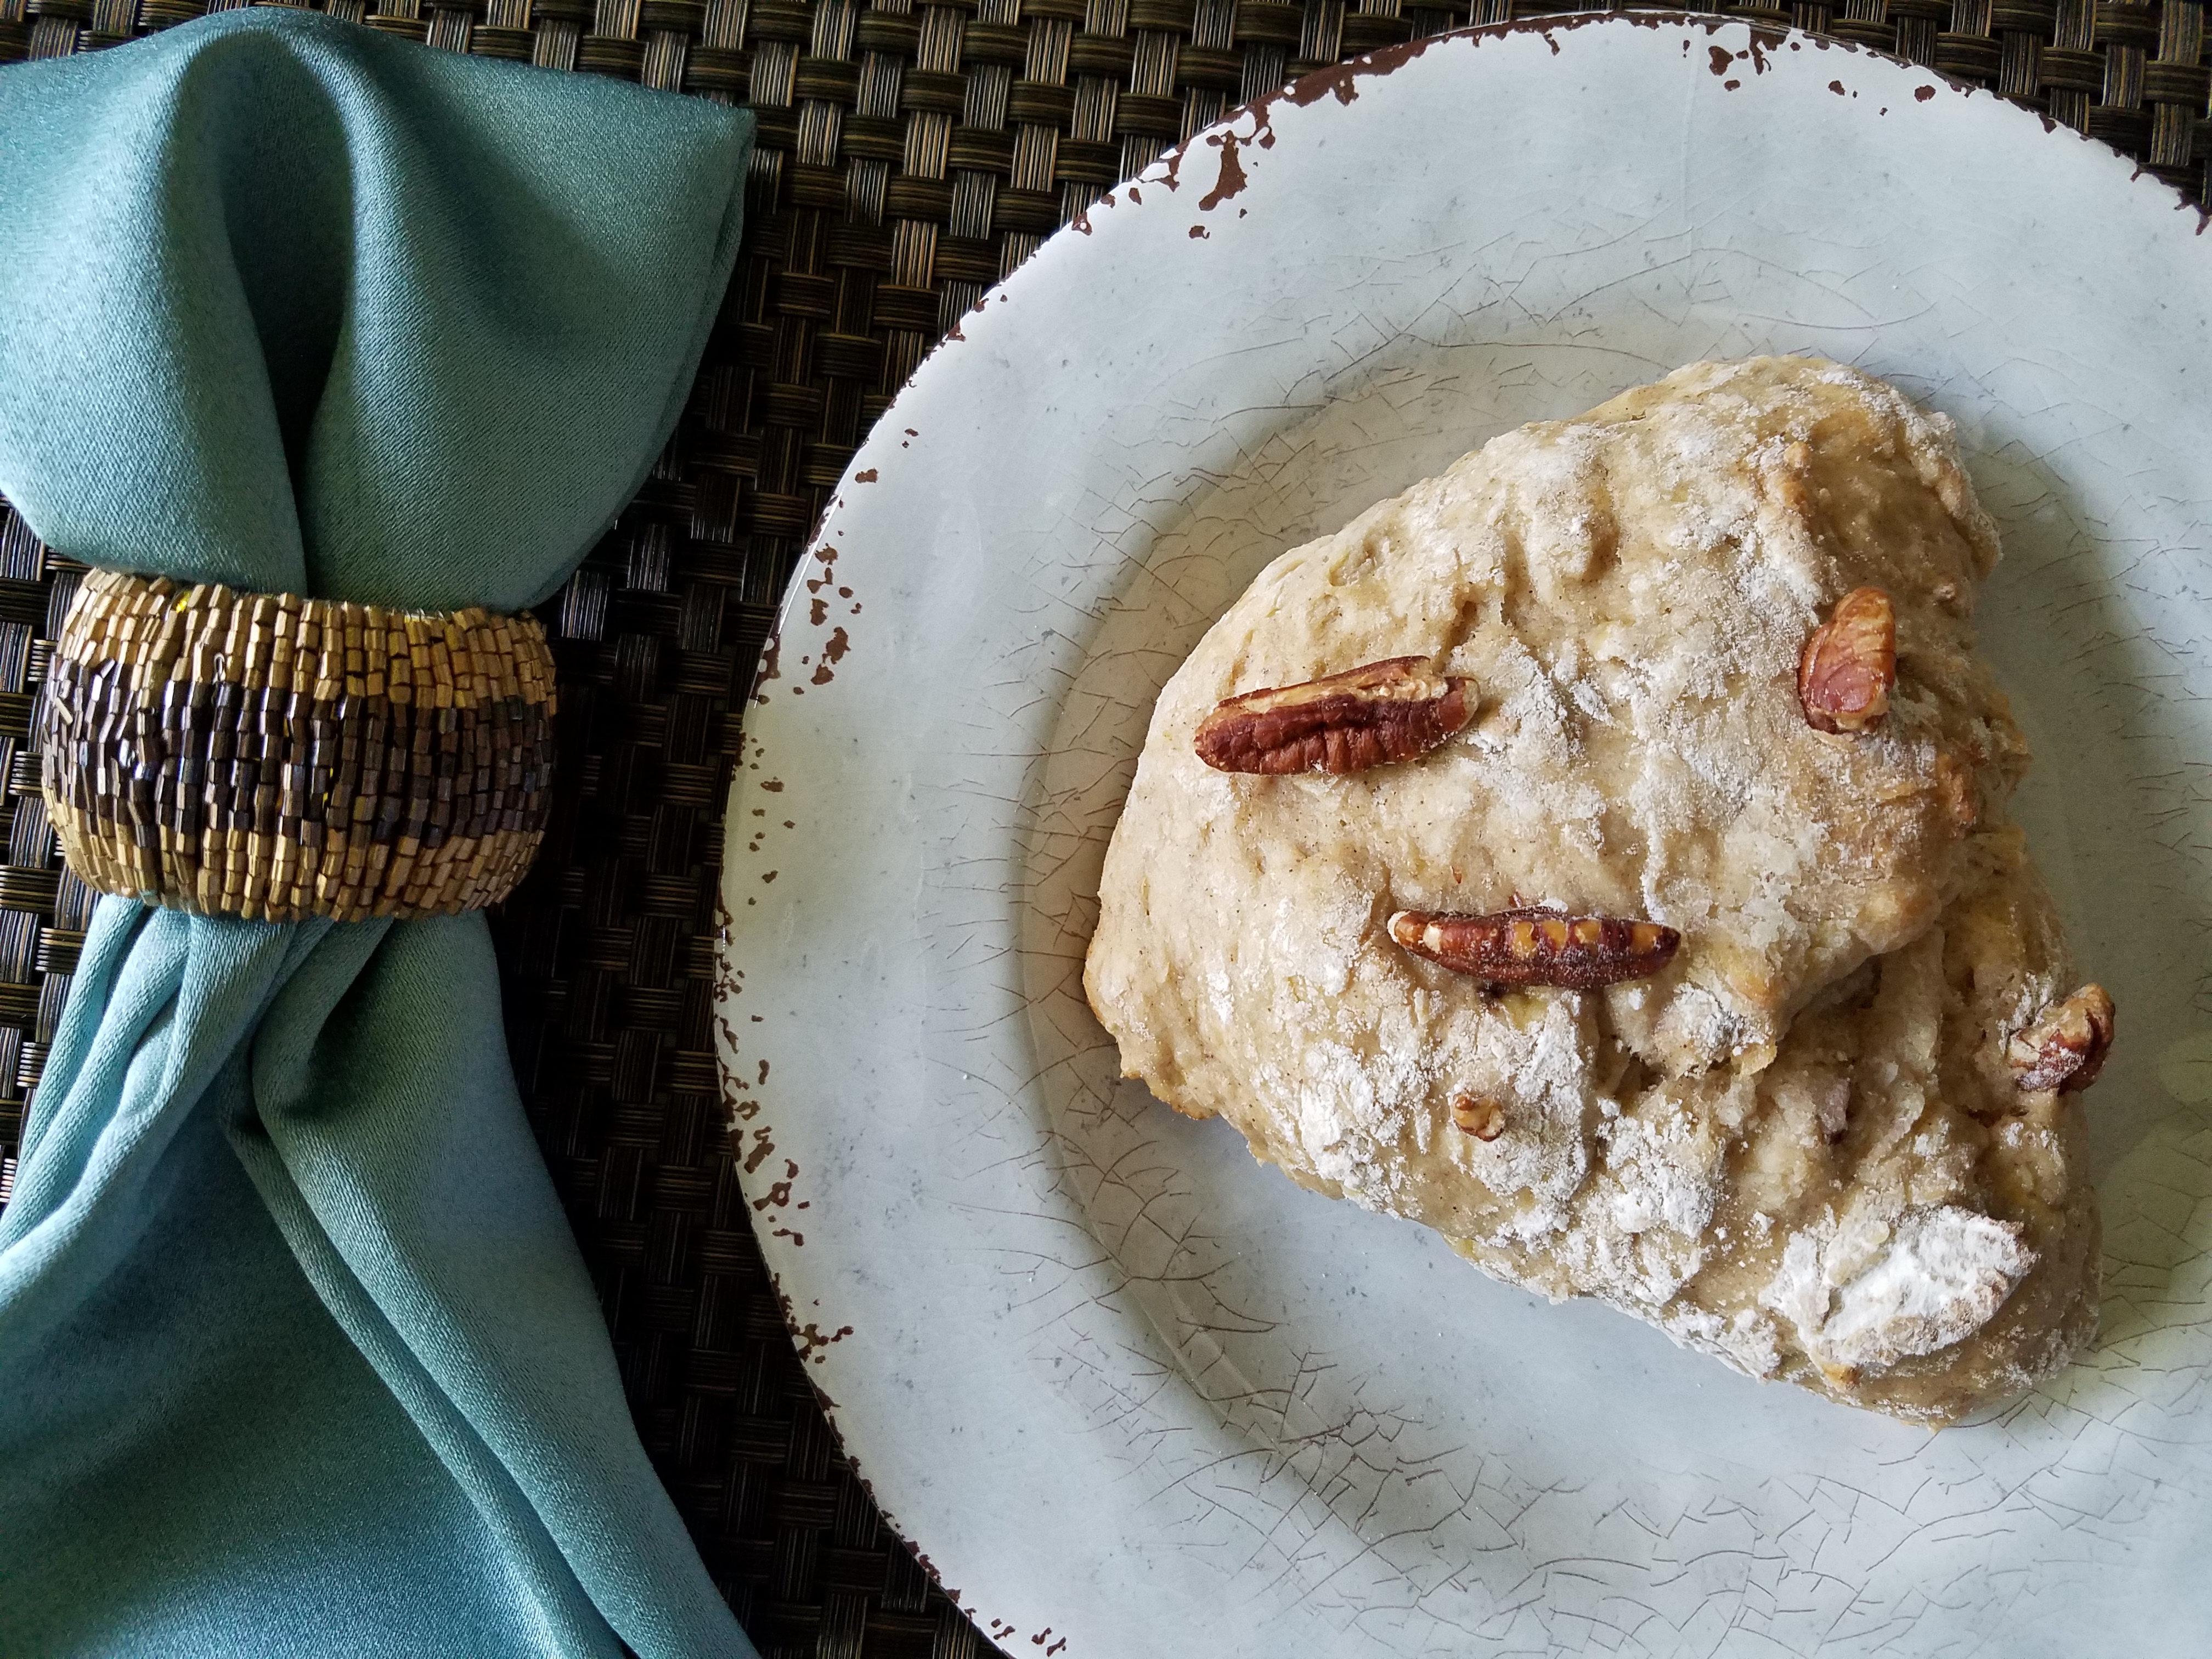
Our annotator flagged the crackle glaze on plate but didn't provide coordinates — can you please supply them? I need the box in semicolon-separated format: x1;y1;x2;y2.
718;19;2212;1655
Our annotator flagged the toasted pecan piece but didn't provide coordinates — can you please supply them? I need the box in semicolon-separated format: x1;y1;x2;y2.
1390;907;1680;990
2009;984;2115;1094
1451;1093;1509;1140
1194;657;1471;775
1799;586;1897;734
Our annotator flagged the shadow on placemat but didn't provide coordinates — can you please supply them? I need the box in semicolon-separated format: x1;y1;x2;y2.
2;0;2203;1651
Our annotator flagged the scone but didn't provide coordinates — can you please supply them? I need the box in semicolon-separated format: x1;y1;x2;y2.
1084;357;2109;1424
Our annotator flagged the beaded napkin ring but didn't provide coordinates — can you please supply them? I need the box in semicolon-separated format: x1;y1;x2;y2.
39;568;557;923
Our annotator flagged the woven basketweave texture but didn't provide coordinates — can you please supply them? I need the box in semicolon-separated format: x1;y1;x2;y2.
1;0;2204;1651
42;569;557;923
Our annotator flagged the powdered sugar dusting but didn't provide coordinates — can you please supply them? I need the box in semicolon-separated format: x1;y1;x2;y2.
1767;1204;2035;1372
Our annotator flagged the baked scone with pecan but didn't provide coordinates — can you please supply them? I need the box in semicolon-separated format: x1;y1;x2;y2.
1084;357;2108;1423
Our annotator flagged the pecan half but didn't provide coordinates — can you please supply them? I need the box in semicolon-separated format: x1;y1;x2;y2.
1451;1093;1508;1140
2008;984;2115;1094
1798;586;1896;734
1194;657;1471;775
1390;907;1681;990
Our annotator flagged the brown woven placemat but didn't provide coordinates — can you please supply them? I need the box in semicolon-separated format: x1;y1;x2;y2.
1;1;2203;1653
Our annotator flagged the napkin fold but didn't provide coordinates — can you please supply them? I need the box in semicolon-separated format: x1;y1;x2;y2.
0;14;757;1655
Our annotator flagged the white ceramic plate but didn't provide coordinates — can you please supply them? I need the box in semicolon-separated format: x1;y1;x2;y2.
719;19;2212;1655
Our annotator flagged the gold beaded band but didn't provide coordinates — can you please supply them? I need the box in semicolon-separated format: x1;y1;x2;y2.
39;569;557;923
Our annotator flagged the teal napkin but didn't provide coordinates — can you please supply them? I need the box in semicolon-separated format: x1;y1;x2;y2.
0;13;758;1656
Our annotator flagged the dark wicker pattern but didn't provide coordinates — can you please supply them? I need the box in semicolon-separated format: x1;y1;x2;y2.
0;0;2201;1652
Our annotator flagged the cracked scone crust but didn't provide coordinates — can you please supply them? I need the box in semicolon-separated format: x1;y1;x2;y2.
1084;357;2101;1424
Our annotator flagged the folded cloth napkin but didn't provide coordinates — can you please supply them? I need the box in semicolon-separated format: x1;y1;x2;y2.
0;13;757;1656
